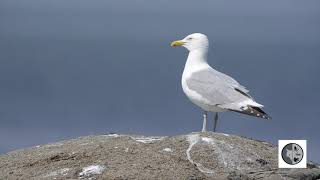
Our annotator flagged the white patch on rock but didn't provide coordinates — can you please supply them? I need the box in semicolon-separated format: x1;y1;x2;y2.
202;136;256;170
222;133;230;137
162;148;173;152
79;165;105;178
103;134;120;137
201;136;261;171
201;137;213;143
187;134;200;163
125;148;129;152
131;136;164;143
201;137;228;167
45;143;63;148
202;137;232;168
45;168;70;177
186;134;215;174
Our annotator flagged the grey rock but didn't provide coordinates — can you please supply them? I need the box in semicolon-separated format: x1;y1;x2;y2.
0;132;319;180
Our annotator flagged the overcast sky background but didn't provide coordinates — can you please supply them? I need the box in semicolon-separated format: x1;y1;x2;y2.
0;0;319;162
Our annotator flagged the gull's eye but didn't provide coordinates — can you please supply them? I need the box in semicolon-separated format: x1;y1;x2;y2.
187;37;193;40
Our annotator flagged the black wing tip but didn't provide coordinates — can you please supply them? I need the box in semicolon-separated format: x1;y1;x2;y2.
248;111;272;120
251;106;272;120
230;106;272;120
258;113;272;120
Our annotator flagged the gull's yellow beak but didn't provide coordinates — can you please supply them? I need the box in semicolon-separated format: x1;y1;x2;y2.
170;40;185;47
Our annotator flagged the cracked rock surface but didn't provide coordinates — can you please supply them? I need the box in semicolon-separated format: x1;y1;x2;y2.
0;132;319;180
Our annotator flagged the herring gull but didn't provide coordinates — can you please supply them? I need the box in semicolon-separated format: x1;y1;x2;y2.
171;33;271;132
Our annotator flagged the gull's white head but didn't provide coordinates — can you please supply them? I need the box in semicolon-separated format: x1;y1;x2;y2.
171;33;209;51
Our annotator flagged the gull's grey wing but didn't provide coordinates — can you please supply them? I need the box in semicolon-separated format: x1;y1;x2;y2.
186;68;252;106
213;69;249;93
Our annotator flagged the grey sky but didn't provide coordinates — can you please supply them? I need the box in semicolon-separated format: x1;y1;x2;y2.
0;0;319;162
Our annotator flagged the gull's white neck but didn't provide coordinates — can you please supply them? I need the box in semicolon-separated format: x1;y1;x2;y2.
183;48;209;76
